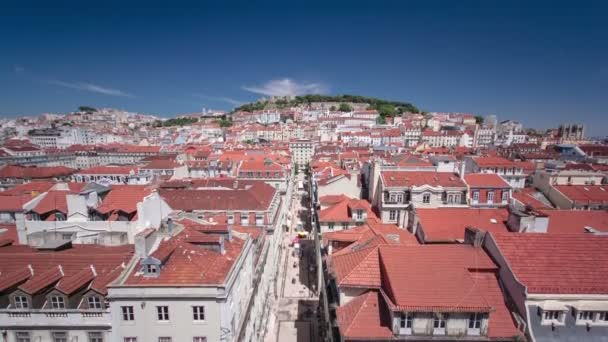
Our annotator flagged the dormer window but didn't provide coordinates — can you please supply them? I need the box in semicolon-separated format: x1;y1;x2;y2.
51;295;66;309
147;264;157;274
227;213;235;225
399;312;412;335
356;209;364;220
433;313;447;335
468;313;483;335
422;193;431;204
14;295;28;309
88;295;103;310
541;310;565;325
487;191;494;203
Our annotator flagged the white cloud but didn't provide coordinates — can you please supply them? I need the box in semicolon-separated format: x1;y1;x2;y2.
48;80;134;98
193;94;244;106
243;78;328;97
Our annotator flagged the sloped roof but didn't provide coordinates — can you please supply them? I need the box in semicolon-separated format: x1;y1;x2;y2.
491;233;608;294
416;208;509;242
124;226;246;286
380;245;497;312
336;291;393;340
381;171;465;188
540;209;608;234
464;173;511;188
160;182;276;211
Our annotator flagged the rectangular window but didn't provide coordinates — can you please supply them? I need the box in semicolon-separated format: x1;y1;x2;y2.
433;313;447;335
123;338;137;342
327;223;334;230
88;332;104;342
434;314;447;328
356;209;363;220
469;313;482;329
422;193;431;204
400;312;412;329
193;338;207;342
599;312;608;322
389;210;397;221
14;295;28;309
88;296;103;309
121;306;134;321
158;338;171;342
52;332;68;342
502;191;509;202
146;264;157;274
193;306;205;321
487;191;494;202
16;332;31;342
473;191;479;201
51;295;66;309
542;310;563;324
241;213;249;225
157;306;170;321
578;311;594;322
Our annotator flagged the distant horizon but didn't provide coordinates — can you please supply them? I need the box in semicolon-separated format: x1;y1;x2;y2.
1;1;606;135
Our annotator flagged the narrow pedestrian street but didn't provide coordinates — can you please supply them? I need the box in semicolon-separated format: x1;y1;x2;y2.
265;173;319;342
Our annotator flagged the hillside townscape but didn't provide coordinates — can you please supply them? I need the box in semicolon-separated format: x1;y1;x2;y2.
0;95;607;342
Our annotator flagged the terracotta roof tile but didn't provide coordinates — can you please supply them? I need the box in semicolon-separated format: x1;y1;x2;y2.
381;171;466;188
416;208;509;242
491;233;608;294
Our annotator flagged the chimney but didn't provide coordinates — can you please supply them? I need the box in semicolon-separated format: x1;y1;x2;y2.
459;161;466;180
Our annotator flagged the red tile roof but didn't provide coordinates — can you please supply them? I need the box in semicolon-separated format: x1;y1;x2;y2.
0;244;133;295
416;208;510;242
381;171;465;188
0;224;18;244
512;188;552;209
160;182;276;211
31;191;69;215
0;182;54;196
472;156;517;168
490;233;608;294
553;185;608;204
124;226;246;286
319;198;375;223
540;209;608;234
97;185;151;214
464;173;510;188
0;165;76;179
380;245;497;312
0;195;32;212
336;291;393;340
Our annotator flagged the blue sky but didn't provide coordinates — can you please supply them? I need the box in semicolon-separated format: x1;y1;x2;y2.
1;1;607;135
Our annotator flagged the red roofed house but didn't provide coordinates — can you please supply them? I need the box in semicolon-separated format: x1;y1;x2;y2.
21;184;172;246
533;168;607;209
72;165;151;185
237;157;289;191
484;233;608;341
0;242;133;341
464;173;512;207
465;156;526;188
375;171;468;228
329;243;522;340
413;208;510;243
107;204;262;342
318;197;376;233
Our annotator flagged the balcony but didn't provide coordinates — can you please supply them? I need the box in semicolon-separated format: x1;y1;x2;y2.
0;309;111;328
